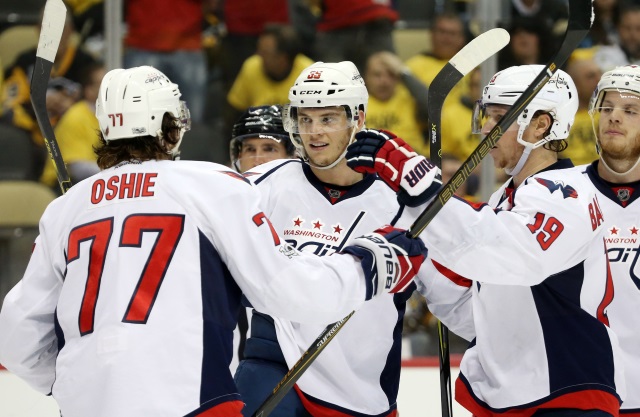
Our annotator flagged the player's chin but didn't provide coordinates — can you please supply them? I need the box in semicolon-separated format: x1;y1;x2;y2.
308;152;336;167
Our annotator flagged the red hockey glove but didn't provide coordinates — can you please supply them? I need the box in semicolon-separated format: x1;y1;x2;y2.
346;129;442;207
343;225;426;299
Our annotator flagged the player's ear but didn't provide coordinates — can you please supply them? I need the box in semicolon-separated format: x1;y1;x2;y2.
533;113;552;139
356;109;366;130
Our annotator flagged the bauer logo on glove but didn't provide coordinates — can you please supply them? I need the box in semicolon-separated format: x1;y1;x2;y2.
342;225;427;298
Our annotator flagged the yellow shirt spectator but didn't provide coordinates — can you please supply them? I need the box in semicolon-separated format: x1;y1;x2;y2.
366;83;427;156
441;98;478;161
561;109;598;166
227;54;314;110
40;101;100;187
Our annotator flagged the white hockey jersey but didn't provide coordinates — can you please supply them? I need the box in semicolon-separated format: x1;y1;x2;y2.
399;160;625;416
586;161;640;416
0;160;372;417
244;159;408;416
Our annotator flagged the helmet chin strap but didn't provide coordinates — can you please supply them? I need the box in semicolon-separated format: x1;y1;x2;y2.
307;126;358;170
504;124;534;177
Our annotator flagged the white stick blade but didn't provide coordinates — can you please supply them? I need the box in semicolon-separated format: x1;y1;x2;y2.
36;0;67;63
450;28;510;75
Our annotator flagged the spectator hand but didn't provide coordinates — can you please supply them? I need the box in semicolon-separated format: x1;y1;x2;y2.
346;129;442;206
376;51;408;78
343;225;426;298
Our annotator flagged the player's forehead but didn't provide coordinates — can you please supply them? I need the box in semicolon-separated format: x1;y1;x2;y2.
484;103;511;115
240;137;283;149
602;90;640;106
297;106;346;118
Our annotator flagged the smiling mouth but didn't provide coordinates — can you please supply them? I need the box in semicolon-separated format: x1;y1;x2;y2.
309;143;329;150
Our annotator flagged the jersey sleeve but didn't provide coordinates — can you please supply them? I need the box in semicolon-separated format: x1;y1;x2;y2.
405;176;598;286
415;257;475;341
203;177;367;324
0;221;63;394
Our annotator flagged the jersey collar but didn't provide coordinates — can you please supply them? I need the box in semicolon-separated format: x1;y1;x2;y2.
302;163;377;205
586;161;640;208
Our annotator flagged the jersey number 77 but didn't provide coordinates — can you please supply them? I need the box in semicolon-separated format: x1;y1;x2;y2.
67;214;185;335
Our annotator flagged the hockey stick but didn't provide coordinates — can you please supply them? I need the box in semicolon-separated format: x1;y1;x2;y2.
251;28;511;417
30;0;72;194
426;28;509;417
408;0;592;239
428;28;509;167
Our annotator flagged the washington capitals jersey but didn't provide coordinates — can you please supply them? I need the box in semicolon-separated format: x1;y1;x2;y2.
398;160;625;416
586;161;640;416
244;159;409;416
0;160;370;417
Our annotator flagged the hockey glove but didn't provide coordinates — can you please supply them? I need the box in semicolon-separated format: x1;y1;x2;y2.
346;129;442;207
343;225;426;299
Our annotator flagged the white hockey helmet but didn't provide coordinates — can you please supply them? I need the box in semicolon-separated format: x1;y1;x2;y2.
96;66;191;142
588;65;640;176
589;64;640;113
283;61;368;165
473;65;578;146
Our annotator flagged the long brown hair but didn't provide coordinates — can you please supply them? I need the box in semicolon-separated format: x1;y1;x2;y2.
95;113;182;169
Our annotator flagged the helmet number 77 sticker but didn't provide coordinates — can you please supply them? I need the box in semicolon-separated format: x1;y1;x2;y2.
108;113;123;126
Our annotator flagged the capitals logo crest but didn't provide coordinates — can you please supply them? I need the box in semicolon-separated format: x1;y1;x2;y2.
535;178;578;199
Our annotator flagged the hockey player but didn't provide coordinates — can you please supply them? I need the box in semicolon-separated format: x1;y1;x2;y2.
230;104;297;173
0;66;427;417
233;61;444;417
229;104;297;373
587;64;640;416
347;65;625;416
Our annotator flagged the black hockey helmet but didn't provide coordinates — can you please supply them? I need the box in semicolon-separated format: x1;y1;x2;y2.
230;105;296;168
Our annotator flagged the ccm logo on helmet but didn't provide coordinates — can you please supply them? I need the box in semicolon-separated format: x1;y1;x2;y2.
299;90;322;95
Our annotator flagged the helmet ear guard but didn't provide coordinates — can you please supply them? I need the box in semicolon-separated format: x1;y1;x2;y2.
95;66;191;143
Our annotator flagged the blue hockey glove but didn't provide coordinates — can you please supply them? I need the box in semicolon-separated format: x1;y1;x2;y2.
346;129;442;207
343;225;426;299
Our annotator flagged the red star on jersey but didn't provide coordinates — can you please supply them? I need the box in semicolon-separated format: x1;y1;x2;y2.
293;218;303;227
313;221;323;229
610;227;619;235
631;227;639;235
333;225;342;234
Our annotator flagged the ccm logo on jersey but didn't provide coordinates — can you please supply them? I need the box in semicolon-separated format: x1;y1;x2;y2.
91;173;157;204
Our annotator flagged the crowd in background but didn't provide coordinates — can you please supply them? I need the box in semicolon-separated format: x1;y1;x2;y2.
1;0;639;357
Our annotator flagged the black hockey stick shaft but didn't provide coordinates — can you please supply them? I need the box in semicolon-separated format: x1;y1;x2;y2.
408;0;592;239
427;28;509;417
251;29;509;417
252;313;354;417
30;0;72;194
